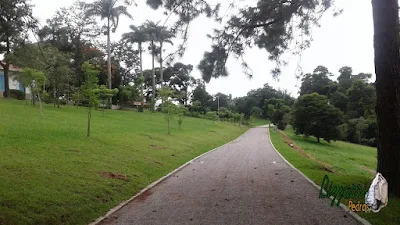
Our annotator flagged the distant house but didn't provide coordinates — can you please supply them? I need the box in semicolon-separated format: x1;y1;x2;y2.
0;63;31;98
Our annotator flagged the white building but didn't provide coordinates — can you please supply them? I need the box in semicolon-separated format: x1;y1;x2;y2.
0;63;31;98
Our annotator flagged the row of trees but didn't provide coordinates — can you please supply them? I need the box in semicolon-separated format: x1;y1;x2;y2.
293;66;377;146
1;0;398;197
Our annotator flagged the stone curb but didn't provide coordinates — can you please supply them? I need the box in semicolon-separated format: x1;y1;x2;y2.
266;125;372;225
88;128;251;225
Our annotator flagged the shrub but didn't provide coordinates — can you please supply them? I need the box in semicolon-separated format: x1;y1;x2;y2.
41;91;52;104
6;89;25;100
205;111;219;121
137;105;144;112
60;99;67;105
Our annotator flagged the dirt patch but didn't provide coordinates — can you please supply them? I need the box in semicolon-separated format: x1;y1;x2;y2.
136;190;152;202
99;171;129;181
150;144;166;150
145;156;164;165
139;134;153;139
278;130;335;173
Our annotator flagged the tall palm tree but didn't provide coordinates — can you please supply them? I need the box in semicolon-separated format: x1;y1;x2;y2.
155;26;175;88
84;0;132;92
122;25;149;108
142;21;159;111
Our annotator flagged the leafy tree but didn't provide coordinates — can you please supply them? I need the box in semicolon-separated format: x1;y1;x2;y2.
84;0;132;91
293;93;342;143
299;66;337;96
39;1;101;86
18;68;47;117
328;91;348;112
112;40;140;85
337;66;353;92
211;92;230;112
0;0;35;98
81;62;100;137
176;105;188;130
46;48;73;108
81;62;117;137
191;83;212;113
251;106;262;118
11;44;74;107
191;100;202;113
159;86;175;134
98;85;119;115
168;62;195;105
264;98;290;130
346;80;376;119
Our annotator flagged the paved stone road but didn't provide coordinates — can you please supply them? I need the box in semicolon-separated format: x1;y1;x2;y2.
99;127;361;225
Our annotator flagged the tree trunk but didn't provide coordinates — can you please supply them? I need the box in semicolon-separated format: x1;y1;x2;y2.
139;42;144;109
317;136;320;143
37;92;43;119
372;0;400;197
160;41;163;87
168;106;170;135
2;39;11;98
107;18;112;109
152;40;156;112
57;89;60;108
3;66;10;98
53;84;56;108
87;104;91;137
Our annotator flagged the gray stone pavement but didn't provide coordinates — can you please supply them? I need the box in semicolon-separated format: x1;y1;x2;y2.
99;127;361;225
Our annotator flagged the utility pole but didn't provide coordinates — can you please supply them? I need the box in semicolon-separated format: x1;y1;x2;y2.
216;95;220;120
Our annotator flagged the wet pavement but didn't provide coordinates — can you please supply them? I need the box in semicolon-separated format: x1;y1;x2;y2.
99;127;361;225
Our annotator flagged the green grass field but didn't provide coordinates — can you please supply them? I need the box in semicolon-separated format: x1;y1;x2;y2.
0;100;248;225
252;117;270;127
269;127;400;225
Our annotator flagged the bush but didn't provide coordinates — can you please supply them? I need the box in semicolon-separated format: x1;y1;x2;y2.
41;91;52;104
60;99;67;105
277;121;287;130
6;89;25;100
186;111;200;118
137;105;144;112
361;138;377;147
205;111;219;121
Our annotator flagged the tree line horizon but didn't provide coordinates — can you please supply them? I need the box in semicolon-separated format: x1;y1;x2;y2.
1;0;399;197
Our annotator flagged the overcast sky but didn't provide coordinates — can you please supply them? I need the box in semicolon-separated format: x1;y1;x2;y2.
31;0;374;98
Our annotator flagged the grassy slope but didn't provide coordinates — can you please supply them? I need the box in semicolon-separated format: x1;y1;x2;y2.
0;100;247;225
252;117;270;127
269;127;400;225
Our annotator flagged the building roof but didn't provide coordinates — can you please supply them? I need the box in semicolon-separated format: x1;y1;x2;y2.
0;62;23;72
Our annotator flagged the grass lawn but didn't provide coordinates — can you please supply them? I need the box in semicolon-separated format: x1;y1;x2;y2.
0;99;248;225
269;127;400;225
252;117;270;127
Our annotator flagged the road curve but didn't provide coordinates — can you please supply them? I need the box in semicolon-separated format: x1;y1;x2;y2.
99;126;360;225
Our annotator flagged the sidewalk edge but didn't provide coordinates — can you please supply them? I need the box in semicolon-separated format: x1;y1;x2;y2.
88;128;251;225
266;126;372;225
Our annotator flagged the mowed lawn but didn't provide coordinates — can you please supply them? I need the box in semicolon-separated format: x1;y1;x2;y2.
0;100;247;225
269;127;400;225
